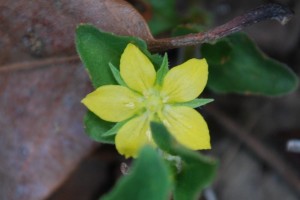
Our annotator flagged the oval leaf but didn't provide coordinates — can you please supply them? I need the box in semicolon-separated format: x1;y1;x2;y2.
101;146;171;200
201;33;298;96
76;24;149;87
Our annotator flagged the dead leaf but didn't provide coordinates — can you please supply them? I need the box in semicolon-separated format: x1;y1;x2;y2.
0;0;153;61
0;1;154;199
0;63;96;200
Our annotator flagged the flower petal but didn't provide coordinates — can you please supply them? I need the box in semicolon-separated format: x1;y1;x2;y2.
160;106;210;150
81;85;141;122
115;114;155;158
120;43;156;93
161;58;208;103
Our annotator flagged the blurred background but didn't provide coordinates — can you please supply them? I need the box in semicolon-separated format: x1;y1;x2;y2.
0;0;299;199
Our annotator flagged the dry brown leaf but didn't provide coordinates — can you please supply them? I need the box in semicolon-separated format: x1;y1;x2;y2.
0;63;96;200
0;0;153;61
0;1;153;199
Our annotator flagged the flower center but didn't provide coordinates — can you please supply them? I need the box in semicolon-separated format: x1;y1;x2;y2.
142;89;164;115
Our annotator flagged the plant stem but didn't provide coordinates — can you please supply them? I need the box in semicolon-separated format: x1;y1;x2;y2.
0;3;293;72
148;3;294;52
207;106;300;196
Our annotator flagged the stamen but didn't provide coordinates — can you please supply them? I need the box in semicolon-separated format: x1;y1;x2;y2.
146;129;152;141
125;102;135;109
162;96;169;103
162;119;171;127
142;88;164;114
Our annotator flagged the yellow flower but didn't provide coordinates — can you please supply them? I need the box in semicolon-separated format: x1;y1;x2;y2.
82;43;211;158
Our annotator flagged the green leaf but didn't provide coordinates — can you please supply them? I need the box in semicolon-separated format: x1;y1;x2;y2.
84;111;115;144
76;24;146;88
150;122;218;200
101;146;171;200
201;33;298;96
145;0;178;35
76;24;163;143
173;98;214;108
156;53;169;85
109;63;127;87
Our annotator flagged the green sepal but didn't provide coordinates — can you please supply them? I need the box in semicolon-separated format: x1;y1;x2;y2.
109;63;127;87
150;122;218;200
84;112;131;143
102;119;130;137
156;53;169;86
173;98;214;108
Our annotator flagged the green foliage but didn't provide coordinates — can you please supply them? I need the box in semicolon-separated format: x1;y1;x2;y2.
84;111;115;144
173;98;214;108
101;146;171;200
76;24;146;88
145;0;178;35
145;0;212;36
145;0;298;96
151;122;218;200
109;63;127;87
75;24;163;84
100;123;217;200
76;25;163;143
156;53;169;85
201;33;298;96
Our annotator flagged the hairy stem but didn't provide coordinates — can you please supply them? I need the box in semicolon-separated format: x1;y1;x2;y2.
0;3;293;72
148;3;294;52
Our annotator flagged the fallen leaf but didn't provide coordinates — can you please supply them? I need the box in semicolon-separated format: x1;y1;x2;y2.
0;0;153;61
0;1;155;199
0;63;96;200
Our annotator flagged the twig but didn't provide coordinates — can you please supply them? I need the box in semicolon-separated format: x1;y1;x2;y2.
204;187;218;200
0;55;79;73
148;3;294;52
207;106;300;195
287;140;300;153
0;4;293;73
